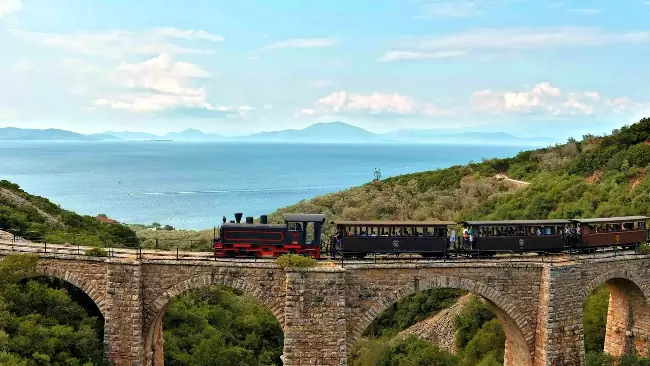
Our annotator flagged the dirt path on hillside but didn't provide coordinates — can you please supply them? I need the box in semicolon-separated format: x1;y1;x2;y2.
495;174;530;186
0;187;63;227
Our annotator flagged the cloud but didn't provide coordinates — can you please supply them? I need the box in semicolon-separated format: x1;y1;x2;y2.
94;54;245;118
14;27;223;58
0;107;16;121
381;27;650;62
470;82;643;116
0;0;21;17
263;38;336;50
11;60;30;72
568;8;603;14
299;91;448;118
307;80;333;88
379;50;467;62
416;1;479;18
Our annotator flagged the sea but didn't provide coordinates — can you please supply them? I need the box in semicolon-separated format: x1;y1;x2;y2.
0;141;530;230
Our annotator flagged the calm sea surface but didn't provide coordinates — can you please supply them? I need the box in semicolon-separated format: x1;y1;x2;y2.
0;141;528;229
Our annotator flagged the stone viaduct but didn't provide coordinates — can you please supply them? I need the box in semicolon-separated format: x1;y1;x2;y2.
1;249;650;366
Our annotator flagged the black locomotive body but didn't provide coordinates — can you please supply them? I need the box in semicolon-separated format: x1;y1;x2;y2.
213;213;325;258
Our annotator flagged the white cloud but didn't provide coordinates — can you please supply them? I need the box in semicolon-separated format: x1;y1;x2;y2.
0;107;16;121
263;38;336;50
307;80;333;88
470;82;642;116
61;58;97;73
382;27;650;62
14;27;223;58
0;0;21;17
263;104;273;110
569;8;603;14
299;91;448;118
416;1;479;18
94;54;245;117
11;60;30;72
379;50;467;62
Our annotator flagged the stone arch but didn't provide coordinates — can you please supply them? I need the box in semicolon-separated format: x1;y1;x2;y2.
33;266;106;316
582;268;650;304
143;273;285;366
350;275;534;366
581;268;650;358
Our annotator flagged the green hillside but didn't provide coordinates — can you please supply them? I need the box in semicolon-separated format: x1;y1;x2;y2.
270;117;650;238
0;180;138;247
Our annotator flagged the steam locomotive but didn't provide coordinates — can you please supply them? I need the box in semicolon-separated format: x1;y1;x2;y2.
212;213;325;258
213;213;650;259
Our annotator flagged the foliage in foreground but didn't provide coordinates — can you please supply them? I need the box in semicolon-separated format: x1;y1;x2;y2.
0;254;108;365
276;254;317;268
351;289;504;366
163;285;284;366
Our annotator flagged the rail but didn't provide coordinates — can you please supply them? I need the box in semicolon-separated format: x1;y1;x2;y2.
0;232;647;266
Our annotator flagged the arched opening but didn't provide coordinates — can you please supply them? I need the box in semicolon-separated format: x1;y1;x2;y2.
0;268;107;365
348;279;533;366
144;277;285;366
583;276;650;364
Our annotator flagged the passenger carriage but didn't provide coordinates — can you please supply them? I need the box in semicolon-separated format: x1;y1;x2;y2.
332;220;454;258
571;216;649;249
459;219;570;253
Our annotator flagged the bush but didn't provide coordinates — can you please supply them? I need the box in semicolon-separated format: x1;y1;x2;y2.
85;247;108;257
276;254;317;268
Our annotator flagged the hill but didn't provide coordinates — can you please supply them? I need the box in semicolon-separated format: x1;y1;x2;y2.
0;180;138;246
0;127;102;140
269;117;650;238
240;121;379;142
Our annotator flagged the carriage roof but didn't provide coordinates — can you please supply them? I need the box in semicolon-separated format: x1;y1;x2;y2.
571;216;649;224
333;220;455;227
461;219;570;226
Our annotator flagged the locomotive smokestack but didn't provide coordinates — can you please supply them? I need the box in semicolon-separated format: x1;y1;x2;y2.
260;215;268;224
246;216;254;224
235;213;243;223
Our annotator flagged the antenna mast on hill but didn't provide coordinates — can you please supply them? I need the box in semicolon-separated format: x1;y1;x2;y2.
373;168;381;182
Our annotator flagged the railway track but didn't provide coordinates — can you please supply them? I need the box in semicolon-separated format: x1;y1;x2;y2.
0;234;644;265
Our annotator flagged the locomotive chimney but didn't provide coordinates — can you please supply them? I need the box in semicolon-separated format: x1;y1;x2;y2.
246;216;254;224
260;215;268;224
234;212;243;223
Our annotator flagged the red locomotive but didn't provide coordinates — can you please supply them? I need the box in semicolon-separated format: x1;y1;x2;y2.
212;213;325;258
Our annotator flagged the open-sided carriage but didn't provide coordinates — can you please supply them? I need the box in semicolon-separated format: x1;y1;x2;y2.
459;219;570;253
332;220;454;258
571;216;649;250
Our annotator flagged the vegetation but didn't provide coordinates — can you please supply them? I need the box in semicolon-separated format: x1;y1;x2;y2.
130;225;213;251
0;180;138;247
350;290;505;366
0;254;108;365
268;118;650;240
85;247;108;257
163;285;283;365
275;254;317;268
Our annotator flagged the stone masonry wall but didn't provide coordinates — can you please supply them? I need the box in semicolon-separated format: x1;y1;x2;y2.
282;268;348;366
5;250;650;366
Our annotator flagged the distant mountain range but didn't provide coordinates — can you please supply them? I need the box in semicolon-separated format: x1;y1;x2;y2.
0;122;554;145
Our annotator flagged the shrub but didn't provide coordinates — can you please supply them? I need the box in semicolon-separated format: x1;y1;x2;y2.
85;247;108;257
276;254;317;268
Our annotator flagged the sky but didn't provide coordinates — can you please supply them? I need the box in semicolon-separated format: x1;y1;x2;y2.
0;0;649;138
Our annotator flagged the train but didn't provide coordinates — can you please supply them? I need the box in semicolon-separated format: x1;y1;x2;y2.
212;213;650;259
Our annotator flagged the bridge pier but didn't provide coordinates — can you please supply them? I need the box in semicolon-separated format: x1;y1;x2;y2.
604;279;650;357
282;268;348;366
105;261;145;366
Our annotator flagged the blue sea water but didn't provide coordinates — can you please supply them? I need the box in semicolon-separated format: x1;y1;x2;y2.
0;141;528;229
